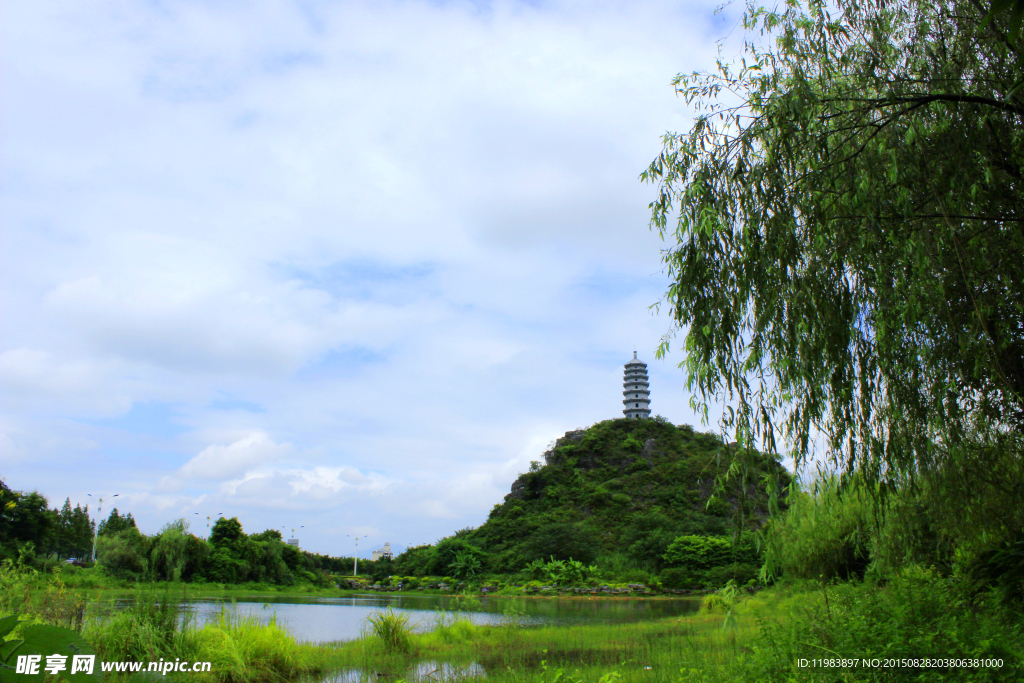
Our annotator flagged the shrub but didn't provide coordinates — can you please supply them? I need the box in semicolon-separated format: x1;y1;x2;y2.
660;567;696;589
96;532;146;580
764;477;871;581
701;562;759;588
37;577;87;630
366;607;412;654
664;534;757;570
520;523;597;564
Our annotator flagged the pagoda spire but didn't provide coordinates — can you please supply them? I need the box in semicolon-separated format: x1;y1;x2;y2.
623;352;651;419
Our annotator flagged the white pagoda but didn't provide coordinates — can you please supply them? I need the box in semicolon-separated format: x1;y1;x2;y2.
623;351;651;419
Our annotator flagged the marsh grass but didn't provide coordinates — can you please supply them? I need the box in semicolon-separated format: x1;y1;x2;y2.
8;563;1017;682
427;612;480;645
366;607;413;654
327;601;754;682
37;577;89;630
83;587;196;663
191;608;330;683
324;572;1023;682
0;561;34;614
79;589;330;683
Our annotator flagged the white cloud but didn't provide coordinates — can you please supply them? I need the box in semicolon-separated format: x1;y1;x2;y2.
180;432;291;480
0;348;131;416
218;465;391;508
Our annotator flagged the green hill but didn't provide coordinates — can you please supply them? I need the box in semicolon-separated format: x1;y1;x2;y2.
394;418;791;587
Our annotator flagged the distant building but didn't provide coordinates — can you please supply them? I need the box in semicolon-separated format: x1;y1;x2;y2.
371;542;393;561
287;538;300;549
623;351;651;419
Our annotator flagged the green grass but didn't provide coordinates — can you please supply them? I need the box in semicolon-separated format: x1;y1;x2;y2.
190;609;330;683
77;588;332;683
82;586;195;663
366;607;414;654
322;569;1024;682
326;602;755;682
7;563;1022;682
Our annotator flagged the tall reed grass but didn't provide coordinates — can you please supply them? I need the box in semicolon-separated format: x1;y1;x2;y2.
83;587;196;663
191;608;327;683
326;571;1022;682
366;607;413;654
81;590;330;683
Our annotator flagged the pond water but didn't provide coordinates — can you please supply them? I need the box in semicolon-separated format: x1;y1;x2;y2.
183;593;701;644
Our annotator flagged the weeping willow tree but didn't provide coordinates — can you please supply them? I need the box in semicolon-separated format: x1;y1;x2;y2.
643;0;1024;552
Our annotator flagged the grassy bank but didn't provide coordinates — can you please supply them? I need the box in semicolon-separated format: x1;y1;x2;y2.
5;562;1021;683
81;595;335;683
1;563;334;683
333;566;1023;682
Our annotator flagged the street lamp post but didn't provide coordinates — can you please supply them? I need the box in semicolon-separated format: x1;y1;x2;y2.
194;512;215;538
87;493;119;562
346;535;366;576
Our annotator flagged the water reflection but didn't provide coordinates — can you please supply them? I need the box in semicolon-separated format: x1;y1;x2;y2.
181;594;700;644
321;661;486;683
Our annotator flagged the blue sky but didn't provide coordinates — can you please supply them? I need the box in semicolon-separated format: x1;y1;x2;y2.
2;0;747;557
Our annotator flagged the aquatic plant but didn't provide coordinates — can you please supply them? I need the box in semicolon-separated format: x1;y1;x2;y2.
83;587;195;662
367;607;413;654
190;608;322;683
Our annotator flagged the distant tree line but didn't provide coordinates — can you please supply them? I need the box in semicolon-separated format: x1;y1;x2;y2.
1;478;94;562
0;477;360;586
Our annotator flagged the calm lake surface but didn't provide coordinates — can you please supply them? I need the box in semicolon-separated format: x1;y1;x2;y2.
183;593;702;643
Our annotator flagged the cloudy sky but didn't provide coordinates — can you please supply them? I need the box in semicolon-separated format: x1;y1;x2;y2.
2;0;746;556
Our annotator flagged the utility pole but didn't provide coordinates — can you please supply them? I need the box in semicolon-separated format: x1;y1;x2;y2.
347;535;366;576
87;493;118;562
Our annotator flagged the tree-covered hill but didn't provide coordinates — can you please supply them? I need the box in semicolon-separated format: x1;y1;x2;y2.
395;418;791;582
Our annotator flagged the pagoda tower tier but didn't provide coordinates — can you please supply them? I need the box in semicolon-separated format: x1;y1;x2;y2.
623;351;651;419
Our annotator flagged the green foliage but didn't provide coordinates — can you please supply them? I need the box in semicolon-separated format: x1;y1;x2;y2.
95;531;147;580
53;499;94;561
392;544;434;577
0;480;349;593
205;548;248;584
0;561;33;614
519;523;597;565
969;533;1024;609
662;534;760;589
190;609;321;683
0;615;101;683
149;520;208;582
427;612;479;644
762;478;872;582
209;517;245;551
664;535;757;571
526;557;597;585
83;587;193;663
745;567;1024;682
427;537;484;578
83;592;326;683
0;481;56;563
366;607;412;654
36;577;88;631
643;0;1024;541
96;509;136;538
369;555;394;582
449;550;482;580
620;512;685;570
